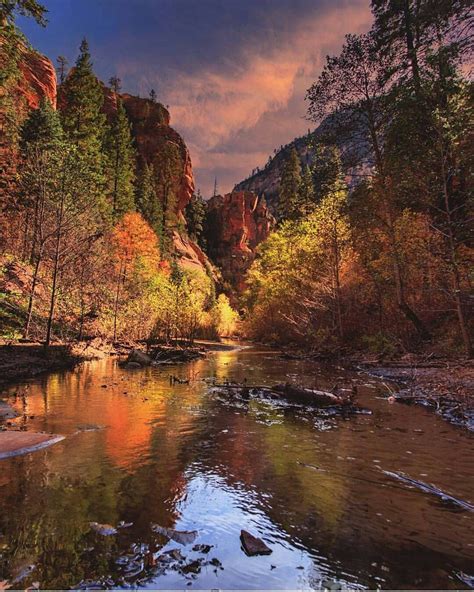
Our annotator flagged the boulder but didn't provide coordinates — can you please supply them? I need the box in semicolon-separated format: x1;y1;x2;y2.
126;349;152;366
240;530;272;556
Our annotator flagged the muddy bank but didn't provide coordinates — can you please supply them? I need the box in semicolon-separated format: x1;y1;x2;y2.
0;342;87;385
360;359;474;431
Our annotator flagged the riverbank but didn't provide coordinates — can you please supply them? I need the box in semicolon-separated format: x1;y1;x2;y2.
0;339;240;386
277;347;474;431
358;358;474;431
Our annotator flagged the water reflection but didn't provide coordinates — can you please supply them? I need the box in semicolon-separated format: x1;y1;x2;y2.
0;347;473;589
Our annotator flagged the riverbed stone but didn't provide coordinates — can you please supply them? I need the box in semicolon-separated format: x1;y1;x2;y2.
240;530;272;556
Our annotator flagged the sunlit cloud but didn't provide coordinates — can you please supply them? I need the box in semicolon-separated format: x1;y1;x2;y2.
22;0;373;196
157;3;373;194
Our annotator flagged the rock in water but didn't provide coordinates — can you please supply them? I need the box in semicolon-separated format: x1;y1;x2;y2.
126;349;152;366
0;401;19;420
151;524;198;545
240;530;272;556
89;522;118;536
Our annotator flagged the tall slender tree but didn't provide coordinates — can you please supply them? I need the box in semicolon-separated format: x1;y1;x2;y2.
56;55;68;85
59;38;109;217
105;98;136;218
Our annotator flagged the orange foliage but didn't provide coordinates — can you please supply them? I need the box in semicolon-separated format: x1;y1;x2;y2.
111;212;160;271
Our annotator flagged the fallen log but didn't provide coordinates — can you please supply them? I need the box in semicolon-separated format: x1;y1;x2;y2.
210;381;355;408
382;470;474;512
272;383;346;407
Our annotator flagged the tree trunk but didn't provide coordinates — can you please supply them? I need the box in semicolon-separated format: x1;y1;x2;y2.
23;250;42;339
113;262;126;342
45;194;65;347
438;142;472;358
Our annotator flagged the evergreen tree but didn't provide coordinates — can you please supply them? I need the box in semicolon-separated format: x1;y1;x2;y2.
312;144;343;201
56;55;68;84
149;88;157;102
135;161;163;239
109;76;122;94
59;38;109;218
105;98;136;218
185;190;206;244
20;96;62;149
371;0;471;94
60;38;107;150
155;142;181;253
278;147;302;221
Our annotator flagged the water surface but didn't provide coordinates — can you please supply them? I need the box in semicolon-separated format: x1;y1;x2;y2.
0;345;473;589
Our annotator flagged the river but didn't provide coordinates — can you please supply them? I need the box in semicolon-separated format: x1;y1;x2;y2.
0;344;473;589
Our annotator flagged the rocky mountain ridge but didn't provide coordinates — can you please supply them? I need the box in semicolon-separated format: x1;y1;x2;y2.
234;112;372;212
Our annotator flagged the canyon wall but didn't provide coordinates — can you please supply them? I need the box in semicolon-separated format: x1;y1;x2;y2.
205;191;275;292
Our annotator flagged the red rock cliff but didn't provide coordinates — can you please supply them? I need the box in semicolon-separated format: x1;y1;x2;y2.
0;44;56;208
103;89;194;217
205;191;275;291
17;48;57;110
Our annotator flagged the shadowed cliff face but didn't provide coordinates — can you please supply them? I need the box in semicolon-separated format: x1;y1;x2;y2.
205;191;275;292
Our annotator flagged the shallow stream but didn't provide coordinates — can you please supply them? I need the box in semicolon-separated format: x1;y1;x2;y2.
0;344;473;589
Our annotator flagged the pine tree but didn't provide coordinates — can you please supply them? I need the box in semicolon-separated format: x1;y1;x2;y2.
149;88;157;102
56;55;68;84
185;190;207;246
60;38;107;150
20;96;63;149
135;161;163;239
109;76;121;94
59;38;109;218
1;0;47;25
105;98;136;218
312;144;343;200
278;148;302;221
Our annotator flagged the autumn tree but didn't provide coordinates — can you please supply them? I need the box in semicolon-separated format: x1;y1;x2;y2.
307;32;431;341
18;97;63;337
110;212;160;340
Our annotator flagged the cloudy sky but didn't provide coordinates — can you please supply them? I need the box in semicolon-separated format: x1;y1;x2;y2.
20;0;373;196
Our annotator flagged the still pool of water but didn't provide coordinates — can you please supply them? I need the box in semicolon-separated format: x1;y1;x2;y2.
0;345;473;589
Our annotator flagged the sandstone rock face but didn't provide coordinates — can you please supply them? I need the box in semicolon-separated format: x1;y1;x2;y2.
172;231;219;280
205;191;275;291
0;45;56;206
102;89;194;218
17;48;57;109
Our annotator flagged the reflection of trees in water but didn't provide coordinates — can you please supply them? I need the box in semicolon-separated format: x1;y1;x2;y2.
1;352;473;589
